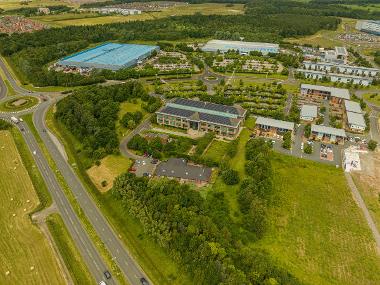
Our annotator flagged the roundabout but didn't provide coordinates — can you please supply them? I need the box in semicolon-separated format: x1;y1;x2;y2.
0;96;39;112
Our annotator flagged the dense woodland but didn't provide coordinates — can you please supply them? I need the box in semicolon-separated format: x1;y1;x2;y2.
112;138;302;285
0;0;341;86
55;82;161;159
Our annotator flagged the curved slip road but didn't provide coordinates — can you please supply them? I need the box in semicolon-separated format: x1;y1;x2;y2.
0;114;116;285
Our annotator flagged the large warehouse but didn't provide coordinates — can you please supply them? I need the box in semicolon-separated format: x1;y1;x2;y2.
356;20;380;36
58;42;159;70
201;40;279;54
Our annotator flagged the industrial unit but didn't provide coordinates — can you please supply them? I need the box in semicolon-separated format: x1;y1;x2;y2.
255;117;295;137
344;100;366;132
156;98;246;138
311;124;346;144
201;40;279;55
58;42;159;71
356;20;380;36
300;104;318;121
300;84;350;104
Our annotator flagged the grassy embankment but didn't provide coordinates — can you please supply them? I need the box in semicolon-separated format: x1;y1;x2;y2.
0;96;39;111
46;105;194;285
46;213;94;284
21;113;129;285
0;130;64;285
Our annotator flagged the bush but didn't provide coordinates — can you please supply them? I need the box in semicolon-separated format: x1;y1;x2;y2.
222;168;240;185
368;140;378;151
304;124;311;138
282;131;292;150
0;119;12;130
304;143;312;154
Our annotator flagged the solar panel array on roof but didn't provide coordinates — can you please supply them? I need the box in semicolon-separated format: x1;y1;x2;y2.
199;112;237;127
173;98;242;116
159;106;195;118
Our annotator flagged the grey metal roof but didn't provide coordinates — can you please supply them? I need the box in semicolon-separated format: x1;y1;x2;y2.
346;111;366;128
301;84;350;99
172;98;245;117
155;158;212;182
300;105;318;118
256;116;294;131
311;124;346;137
344;100;362;114
335;46;348;56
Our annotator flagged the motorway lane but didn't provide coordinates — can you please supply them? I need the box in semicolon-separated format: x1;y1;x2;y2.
34;101;151;285
0;115;116;285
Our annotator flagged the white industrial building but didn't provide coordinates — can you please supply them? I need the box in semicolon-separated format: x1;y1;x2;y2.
300;104;318;121
297;69;373;86
201;40;279;55
344;100;366;133
356;20;380;36
303;61;379;77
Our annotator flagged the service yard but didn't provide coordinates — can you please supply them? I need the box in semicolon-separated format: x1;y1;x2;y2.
0;130;65;285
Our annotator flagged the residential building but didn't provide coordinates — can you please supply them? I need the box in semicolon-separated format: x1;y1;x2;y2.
155;158;212;185
300;104;318;121
255;117;295;137
156;98;246;138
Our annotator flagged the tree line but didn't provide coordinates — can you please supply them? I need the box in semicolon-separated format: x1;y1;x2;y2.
112;151;301;284
55;82;161;160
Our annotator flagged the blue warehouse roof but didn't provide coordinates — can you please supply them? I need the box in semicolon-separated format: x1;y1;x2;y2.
58;42;159;70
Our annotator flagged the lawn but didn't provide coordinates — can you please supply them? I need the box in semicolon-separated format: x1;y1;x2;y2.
0;130;65;285
253;154;380;285
202;139;230;163
211;128;251;222
87;154;132;192
46;213;94;285
363;92;380;107
116;99;147;139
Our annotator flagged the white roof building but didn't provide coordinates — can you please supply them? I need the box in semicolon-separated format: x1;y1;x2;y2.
255;117;295;131
311;124;347;138
300;105;318;121
201;40;279;55
346;111;366;131
301;84;350;100
344;100;362;114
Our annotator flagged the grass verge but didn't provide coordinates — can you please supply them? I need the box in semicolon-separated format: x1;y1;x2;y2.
21;113;129;285
46;213;94;285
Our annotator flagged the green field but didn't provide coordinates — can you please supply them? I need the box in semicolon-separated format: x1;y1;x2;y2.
0;130;65;285
202;139;230;163
46;213;94;285
254;154;380;285
363;92;380;106
116;99;147;139
31;4;244;27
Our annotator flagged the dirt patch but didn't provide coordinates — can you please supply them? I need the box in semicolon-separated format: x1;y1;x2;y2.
11;99;27;107
87;155;132;192
353;150;380;201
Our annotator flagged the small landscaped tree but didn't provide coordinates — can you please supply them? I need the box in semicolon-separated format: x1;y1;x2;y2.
304;144;313;154
222;168;240;185
304;124;311;138
368;140;378;151
282;131;292;150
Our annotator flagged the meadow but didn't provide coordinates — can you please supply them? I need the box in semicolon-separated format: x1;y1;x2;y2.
255;154;380;285
0;130;64;285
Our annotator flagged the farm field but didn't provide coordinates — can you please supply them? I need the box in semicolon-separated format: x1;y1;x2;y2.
31;3;244;26
0;0;68;10
254;154;380;285
0;130;65;285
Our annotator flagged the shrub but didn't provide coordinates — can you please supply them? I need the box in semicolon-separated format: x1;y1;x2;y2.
304;144;312;154
368;140;378;151
222;168;240;185
304;124;311;138
0;119;12;130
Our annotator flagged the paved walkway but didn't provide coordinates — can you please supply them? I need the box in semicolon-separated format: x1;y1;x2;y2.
345;172;380;250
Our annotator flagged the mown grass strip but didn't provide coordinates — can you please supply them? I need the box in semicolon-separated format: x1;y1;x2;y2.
46;213;95;285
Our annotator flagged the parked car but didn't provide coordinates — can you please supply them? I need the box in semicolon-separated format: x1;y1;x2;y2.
301;142;304;150
140;277;149;285
104;271;111;280
143;172;149;177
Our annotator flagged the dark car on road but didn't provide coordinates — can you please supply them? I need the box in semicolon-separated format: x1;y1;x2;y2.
140;277;149;285
104;270;111;279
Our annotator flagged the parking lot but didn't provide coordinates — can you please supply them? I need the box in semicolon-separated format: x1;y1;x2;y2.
130;158;158;177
